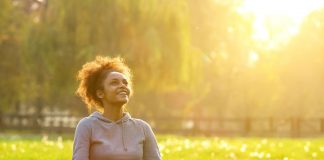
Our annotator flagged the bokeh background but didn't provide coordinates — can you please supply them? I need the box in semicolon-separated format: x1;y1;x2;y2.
1;0;324;137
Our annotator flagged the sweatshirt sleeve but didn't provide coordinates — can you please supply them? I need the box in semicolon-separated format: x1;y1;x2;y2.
72;118;91;160
141;120;162;160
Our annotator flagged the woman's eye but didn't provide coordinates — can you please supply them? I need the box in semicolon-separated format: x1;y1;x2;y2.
110;81;119;85
123;80;128;86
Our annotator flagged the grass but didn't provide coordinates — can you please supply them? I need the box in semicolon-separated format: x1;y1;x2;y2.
0;134;324;160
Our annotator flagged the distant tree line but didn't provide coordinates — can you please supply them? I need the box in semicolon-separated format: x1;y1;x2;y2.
0;0;324;121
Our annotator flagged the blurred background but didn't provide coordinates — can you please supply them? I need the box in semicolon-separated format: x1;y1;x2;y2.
1;0;324;137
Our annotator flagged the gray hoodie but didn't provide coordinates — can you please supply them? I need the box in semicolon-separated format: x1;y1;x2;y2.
72;112;161;160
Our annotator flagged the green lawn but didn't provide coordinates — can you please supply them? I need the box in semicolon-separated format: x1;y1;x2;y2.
0;134;323;160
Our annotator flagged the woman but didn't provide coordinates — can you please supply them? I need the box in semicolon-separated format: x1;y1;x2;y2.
73;56;161;160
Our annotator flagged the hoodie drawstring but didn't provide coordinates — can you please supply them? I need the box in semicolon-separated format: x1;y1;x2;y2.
91;111;129;152
121;120;127;152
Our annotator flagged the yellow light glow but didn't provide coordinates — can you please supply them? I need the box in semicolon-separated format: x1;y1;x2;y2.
248;51;259;67
237;0;324;49
249;51;259;62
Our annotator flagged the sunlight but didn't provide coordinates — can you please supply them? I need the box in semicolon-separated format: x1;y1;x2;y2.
248;51;259;67
237;0;324;49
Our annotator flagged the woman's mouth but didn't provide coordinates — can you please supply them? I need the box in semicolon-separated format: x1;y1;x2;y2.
117;91;128;96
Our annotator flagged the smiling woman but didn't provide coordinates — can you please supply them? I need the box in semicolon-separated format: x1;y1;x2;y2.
73;56;161;160
237;0;324;49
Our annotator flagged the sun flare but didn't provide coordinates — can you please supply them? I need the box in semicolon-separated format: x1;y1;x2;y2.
237;0;324;49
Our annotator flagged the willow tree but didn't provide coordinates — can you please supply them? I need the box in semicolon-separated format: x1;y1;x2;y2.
0;0;30;116
13;0;200;117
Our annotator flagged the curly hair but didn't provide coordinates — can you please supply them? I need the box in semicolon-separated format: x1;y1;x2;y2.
76;56;132;112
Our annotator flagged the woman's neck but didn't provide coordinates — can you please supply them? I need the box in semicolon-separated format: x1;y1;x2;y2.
102;103;124;121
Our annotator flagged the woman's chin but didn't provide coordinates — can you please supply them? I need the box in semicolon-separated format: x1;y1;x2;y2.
116;98;129;105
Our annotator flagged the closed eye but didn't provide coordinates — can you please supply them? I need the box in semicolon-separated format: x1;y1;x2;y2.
122;79;129;86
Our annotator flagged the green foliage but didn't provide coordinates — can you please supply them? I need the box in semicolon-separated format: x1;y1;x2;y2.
0;0;324;118
0;0;29;111
1;134;324;159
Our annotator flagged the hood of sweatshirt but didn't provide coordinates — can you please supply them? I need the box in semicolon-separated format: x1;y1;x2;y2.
90;111;131;151
90;111;131;124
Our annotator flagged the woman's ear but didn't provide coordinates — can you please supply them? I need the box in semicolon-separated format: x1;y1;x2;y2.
96;90;104;99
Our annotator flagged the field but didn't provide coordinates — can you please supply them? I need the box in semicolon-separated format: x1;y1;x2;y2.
0;134;324;160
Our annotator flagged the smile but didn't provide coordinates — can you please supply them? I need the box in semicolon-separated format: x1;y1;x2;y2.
118;91;128;96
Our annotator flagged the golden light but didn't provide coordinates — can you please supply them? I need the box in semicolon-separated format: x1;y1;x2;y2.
248;51;259;67
237;0;324;49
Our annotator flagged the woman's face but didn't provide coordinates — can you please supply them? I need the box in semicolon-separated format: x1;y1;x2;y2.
98;71;131;106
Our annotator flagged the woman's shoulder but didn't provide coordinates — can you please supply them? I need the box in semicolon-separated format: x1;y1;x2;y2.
131;118;153;129
130;118;157;138
76;116;96;128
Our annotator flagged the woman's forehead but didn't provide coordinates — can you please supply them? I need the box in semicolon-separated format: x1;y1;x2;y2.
106;71;128;80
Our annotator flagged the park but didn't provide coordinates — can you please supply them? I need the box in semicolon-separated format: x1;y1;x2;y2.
1;0;324;159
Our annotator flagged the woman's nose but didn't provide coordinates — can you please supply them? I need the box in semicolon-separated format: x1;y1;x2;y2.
119;82;128;88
